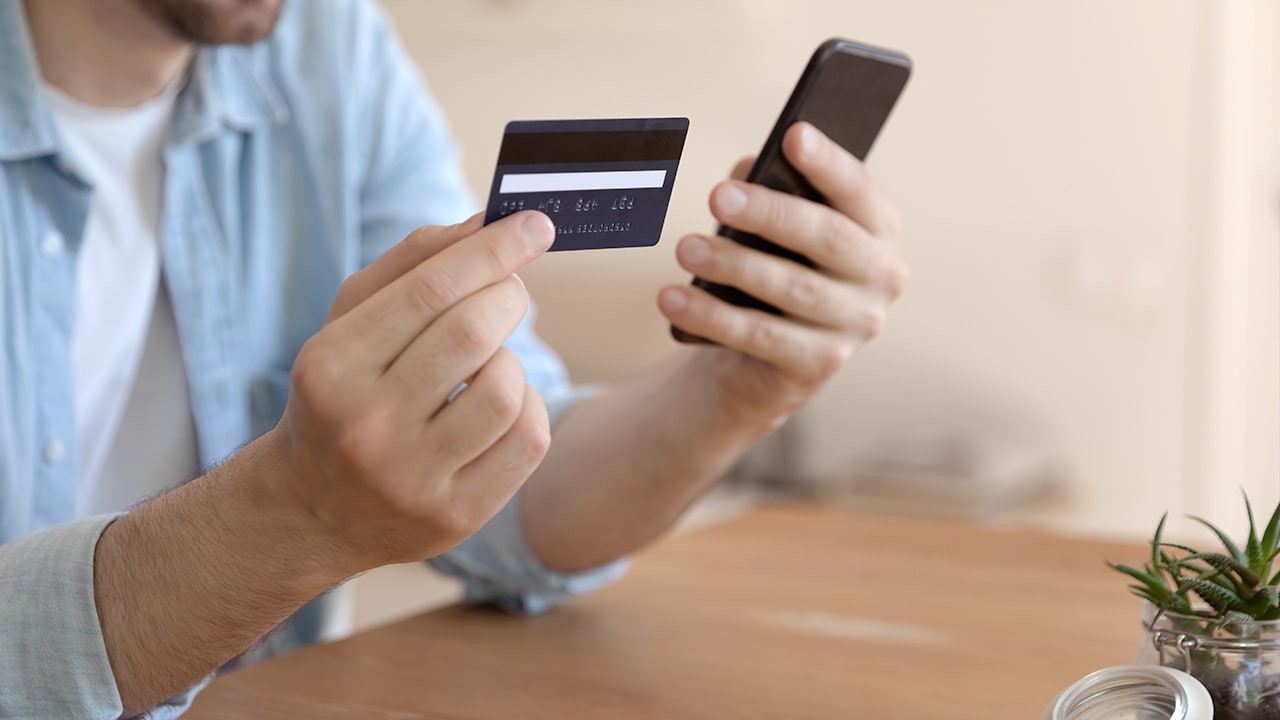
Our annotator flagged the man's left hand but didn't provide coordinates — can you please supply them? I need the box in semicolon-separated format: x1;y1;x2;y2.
659;121;908;431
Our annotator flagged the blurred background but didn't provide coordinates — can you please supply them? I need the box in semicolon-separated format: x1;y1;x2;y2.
352;0;1279;628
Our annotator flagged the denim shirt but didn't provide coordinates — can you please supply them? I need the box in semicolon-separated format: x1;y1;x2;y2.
0;1;625;716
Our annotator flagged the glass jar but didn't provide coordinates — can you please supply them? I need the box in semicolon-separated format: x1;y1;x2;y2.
1042;665;1213;720
1137;602;1280;720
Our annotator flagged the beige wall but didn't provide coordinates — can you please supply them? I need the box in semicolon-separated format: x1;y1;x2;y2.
1193;0;1280;530
380;0;1279;537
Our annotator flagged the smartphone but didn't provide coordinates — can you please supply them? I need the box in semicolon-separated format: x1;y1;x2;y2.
672;38;912;344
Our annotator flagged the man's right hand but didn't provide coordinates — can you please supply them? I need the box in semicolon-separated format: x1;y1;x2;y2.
91;211;556;714
264;210;557;572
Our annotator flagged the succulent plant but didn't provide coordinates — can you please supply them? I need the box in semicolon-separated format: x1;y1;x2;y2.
1112;494;1280;720
1111;493;1280;624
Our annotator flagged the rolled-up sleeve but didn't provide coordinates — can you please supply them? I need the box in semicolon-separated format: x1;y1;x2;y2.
0;516;207;719
427;385;630;614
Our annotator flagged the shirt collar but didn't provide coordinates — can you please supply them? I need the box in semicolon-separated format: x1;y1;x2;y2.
0;0;289;162
0;0;55;161
170;41;290;146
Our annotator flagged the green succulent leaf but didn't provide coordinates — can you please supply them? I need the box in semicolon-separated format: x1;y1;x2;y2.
1110;562;1173;602
1189;514;1248;564
1152;512;1167;569
1135;589;1195;626
1263;498;1280;560
1242;586;1279;619
1119;499;1280;623
1157;548;1185;586
1128;587;1157;603
1264;547;1280;592
1163;592;1194;616
1178;576;1246;614
1220;610;1256;629
1162;550;1233;584
1186;563;1253;602
1176;551;1261;589
1244;491;1264;570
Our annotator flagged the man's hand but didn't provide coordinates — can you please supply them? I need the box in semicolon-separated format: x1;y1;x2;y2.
521;122;908;572
96;210;558;714
659;122;908;429
265;210;556;571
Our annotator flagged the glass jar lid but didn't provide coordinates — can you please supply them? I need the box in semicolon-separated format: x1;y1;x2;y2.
1042;665;1214;720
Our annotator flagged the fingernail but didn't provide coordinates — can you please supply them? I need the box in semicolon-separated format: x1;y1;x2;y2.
660;287;687;314
681;236;711;266
799;123;819;159
521;212;555;250
715;184;748;216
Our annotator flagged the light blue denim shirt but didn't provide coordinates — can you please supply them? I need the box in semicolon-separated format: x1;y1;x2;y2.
0;0;626;717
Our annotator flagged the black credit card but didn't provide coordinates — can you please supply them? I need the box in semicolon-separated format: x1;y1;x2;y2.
483;118;689;251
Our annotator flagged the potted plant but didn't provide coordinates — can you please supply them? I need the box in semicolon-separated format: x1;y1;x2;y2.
1111;494;1280;720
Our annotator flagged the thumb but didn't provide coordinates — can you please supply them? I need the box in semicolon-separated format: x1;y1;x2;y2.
325;213;483;323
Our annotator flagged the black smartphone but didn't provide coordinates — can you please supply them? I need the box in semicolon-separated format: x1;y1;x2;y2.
672;38;912;344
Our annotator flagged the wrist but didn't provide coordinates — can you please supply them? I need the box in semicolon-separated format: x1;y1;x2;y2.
230;430;370;592
679;348;792;441
92;431;362;713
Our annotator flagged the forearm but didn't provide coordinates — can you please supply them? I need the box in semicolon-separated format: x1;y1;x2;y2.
522;349;781;572
94;432;355;716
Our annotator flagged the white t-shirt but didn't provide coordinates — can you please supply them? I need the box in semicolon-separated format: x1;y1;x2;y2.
44;82;201;516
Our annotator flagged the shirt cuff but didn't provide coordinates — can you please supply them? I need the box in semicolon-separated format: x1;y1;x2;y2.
427;492;630;614
0;515;208;719
427;382;630;614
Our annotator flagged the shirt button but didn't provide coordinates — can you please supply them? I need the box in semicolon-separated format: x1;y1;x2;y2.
39;230;65;257
43;439;66;465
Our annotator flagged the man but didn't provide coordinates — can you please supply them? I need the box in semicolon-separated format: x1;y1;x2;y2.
0;0;906;716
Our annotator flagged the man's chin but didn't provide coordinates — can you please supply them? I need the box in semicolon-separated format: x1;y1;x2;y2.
138;0;285;45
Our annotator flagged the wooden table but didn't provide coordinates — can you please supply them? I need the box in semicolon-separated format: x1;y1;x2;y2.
186;505;1150;719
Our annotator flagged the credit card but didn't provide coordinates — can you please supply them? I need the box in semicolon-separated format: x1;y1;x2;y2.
482;118;690;251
